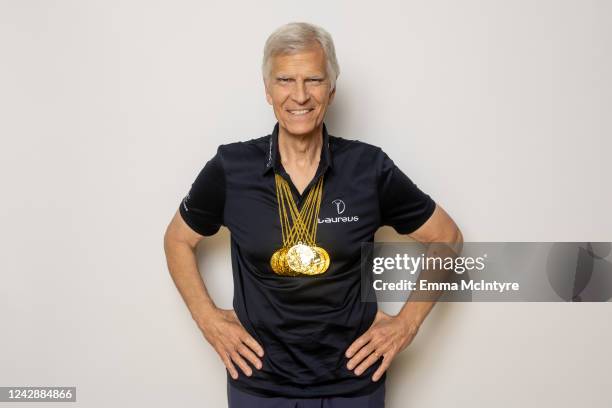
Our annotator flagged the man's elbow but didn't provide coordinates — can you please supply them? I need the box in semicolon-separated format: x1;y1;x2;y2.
431;219;463;254
453;227;464;245
447;226;464;255
430;216;463;244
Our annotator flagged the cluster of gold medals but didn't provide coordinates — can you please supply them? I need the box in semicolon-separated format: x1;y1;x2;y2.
270;173;330;276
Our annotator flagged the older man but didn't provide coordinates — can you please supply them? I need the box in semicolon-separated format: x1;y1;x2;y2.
164;22;462;408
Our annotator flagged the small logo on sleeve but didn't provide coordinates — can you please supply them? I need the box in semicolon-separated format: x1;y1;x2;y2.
182;193;190;211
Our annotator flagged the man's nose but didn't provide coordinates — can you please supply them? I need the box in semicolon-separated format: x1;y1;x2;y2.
291;81;309;104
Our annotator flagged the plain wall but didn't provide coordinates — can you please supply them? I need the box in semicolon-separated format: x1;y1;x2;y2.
1;0;610;407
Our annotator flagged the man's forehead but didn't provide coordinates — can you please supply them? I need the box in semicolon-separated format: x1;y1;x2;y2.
271;63;326;77
270;47;326;74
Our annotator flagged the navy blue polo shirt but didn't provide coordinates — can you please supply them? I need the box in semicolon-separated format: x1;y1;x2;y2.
179;122;436;398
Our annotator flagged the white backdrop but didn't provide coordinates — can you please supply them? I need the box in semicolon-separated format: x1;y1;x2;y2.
1;0;611;407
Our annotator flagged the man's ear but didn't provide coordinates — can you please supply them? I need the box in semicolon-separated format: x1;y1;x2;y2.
328;84;336;105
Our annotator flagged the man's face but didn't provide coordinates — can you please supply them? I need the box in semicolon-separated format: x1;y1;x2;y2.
265;43;335;136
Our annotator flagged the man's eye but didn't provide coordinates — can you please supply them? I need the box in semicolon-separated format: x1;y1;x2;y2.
278;78;290;82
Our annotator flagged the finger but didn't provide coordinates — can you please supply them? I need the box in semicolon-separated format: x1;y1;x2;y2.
242;334;265;358
354;349;382;376
230;351;253;377
347;343;375;370
372;355;392;382
219;349;239;380
345;332;372;358
237;343;263;370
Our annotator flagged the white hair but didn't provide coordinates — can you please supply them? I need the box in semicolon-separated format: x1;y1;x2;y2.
262;22;340;93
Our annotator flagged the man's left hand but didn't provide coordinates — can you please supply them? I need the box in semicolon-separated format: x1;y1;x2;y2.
345;310;419;382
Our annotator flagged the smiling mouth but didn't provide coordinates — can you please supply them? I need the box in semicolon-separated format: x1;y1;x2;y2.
287;108;314;116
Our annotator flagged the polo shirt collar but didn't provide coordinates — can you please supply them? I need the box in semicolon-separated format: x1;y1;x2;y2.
262;121;333;176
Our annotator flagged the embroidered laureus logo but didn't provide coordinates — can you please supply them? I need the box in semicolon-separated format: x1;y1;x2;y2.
318;198;359;224
332;199;345;214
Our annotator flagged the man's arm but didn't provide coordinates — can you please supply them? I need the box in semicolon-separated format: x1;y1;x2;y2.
397;203;464;334
345;203;463;381
163;209;264;379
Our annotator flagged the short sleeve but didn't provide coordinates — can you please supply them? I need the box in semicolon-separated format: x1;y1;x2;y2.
377;148;436;234
179;148;225;236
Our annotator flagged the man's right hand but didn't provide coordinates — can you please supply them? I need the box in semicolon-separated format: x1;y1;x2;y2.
197;308;265;379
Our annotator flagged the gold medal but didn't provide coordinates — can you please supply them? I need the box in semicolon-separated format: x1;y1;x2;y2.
271;247;298;276
312;246;330;275
270;173;330;276
270;247;285;275
286;243;316;274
